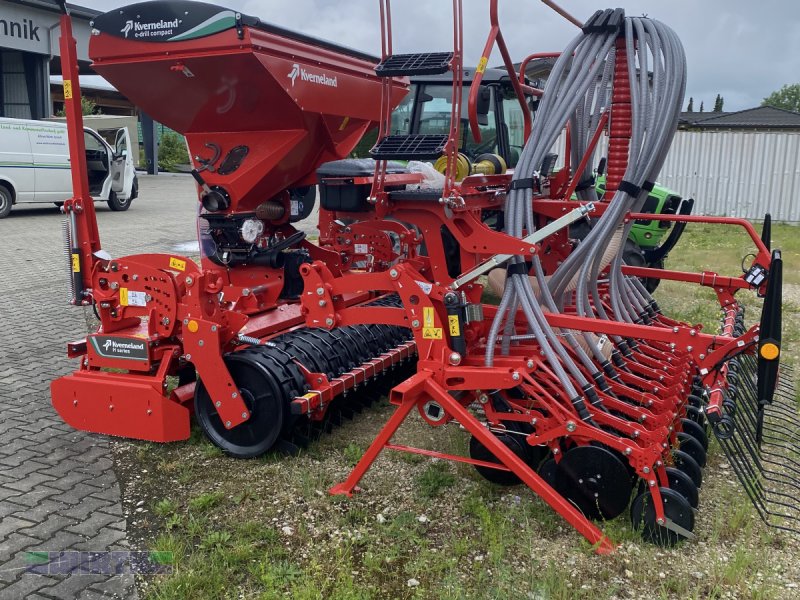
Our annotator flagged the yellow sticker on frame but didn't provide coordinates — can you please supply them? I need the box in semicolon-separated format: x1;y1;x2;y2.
422;327;443;340
423;306;435;327
63;80;73;99
448;315;461;336
169;257;187;271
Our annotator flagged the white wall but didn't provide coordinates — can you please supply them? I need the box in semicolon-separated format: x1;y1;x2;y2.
660;131;800;223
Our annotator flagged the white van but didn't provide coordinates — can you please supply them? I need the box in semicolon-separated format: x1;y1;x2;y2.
0;117;138;219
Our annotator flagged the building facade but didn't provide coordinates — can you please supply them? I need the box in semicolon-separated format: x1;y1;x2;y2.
1;0;96;119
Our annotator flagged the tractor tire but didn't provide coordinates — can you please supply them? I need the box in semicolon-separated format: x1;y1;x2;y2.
107;190;131;212
623;240;663;293
0;185;12;219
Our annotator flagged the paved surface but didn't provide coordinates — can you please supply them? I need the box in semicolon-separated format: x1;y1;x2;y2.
0;175;202;599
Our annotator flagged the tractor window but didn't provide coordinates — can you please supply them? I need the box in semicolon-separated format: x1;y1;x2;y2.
390;84;416;135
416;84;497;158
501;88;528;167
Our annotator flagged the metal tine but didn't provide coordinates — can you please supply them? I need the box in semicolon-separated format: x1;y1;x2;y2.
718;433;800;527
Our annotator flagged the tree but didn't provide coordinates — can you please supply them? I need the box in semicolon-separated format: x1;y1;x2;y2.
713;94;724;112
686;97;694;112
158;131;190;172
763;83;800;113
55;96;98;117
699;101;704;112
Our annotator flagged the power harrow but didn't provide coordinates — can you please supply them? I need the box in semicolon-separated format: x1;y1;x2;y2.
50;0;797;552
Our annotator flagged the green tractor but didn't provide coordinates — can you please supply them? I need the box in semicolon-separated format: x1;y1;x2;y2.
593;165;694;293
387;68;694;291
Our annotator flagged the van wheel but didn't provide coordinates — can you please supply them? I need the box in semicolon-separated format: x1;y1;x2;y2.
107;191;130;212
0;185;12;219
130;175;139;200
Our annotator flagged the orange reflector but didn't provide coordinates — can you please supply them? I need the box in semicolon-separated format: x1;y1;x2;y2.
187;320;199;333
760;342;780;360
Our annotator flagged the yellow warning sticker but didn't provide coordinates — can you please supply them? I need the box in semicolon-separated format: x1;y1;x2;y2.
423;306;435;328
63;80;73;100
71;253;80;273
120;288;128;306
169;257;186;271
302;393;317;400
448;314;461;336
422;327;443;340
338;116;350;131
476;57;488;74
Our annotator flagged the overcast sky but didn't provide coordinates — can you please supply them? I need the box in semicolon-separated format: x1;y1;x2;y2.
75;0;800;112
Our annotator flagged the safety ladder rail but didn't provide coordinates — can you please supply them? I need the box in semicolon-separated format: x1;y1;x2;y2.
369;0;464;203
468;0;535;146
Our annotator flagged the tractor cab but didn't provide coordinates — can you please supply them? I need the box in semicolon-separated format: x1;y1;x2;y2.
390;68;535;169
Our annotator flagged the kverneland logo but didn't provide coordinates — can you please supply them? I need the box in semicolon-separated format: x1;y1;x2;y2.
103;339;145;353
287;63;337;88
121;17;181;39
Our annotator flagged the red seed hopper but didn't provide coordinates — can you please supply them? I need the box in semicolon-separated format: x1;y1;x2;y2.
88;0;408;210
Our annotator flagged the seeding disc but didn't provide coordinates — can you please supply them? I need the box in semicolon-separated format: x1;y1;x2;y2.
680;417;709;451
685;405;707;429
631;487;695;547
664;466;699;508
195;353;287;458
671;449;703;488
553;446;633;520
677;432;707;467
469;432;544;486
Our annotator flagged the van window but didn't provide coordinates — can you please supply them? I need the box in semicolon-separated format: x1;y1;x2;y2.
84;131;106;153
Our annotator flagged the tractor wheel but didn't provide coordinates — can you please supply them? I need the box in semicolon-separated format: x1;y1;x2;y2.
631;487;695;546
622;240;663;293
194;352;287;458
644;257;664;293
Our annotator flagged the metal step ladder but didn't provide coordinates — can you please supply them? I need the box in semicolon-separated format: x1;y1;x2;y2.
369;0;463;202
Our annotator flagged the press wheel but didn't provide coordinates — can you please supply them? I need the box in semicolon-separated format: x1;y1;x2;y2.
680;417;709;451
195;353;286;458
469;431;543;486
553;446;633;520
677;432;707;467
664;466;699;508
671;449;703;488
631;487;695;547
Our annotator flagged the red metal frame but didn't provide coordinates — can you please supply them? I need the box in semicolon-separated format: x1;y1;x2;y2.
468;0;533;144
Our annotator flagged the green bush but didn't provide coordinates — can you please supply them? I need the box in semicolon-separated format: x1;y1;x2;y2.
158;131;190;172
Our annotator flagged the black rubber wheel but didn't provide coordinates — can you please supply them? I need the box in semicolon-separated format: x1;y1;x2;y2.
130;175;139;200
685;405;707;429
664;466;699;508
677;432;707;468
643;257;664;293
553;445;633;520
107;190;131;212
0;185;12;219
469;431;532;486
671;449;703;488
680;417;709;451
631;487;695;547
195;352;286;458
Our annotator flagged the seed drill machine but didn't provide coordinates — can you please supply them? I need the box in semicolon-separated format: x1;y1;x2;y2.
51;0;797;551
